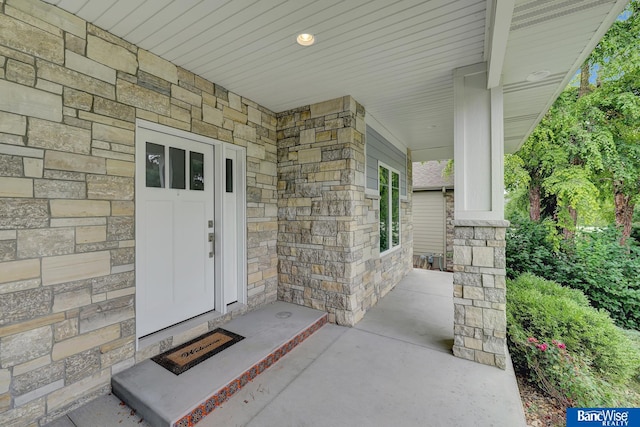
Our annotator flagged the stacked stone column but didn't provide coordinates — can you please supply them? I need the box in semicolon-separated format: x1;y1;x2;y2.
452;220;508;369
276;96;368;326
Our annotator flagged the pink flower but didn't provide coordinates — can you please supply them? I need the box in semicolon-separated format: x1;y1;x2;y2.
536;343;549;352
528;337;538;343
556;342;566;350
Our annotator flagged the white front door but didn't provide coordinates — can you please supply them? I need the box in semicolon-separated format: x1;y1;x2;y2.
136;126;216;337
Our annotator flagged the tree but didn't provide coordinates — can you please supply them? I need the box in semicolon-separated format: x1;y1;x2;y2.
505;89;602;229
578;0;640;243
507;1;640;244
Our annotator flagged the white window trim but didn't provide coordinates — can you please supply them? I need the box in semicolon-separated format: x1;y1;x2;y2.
378;161;402;256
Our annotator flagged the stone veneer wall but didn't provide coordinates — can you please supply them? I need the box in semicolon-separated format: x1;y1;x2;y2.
452;220;508;369
445;190;454;271
0;1;277;425
277;97;412;326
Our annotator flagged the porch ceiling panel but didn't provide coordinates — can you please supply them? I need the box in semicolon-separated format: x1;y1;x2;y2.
44;0;627;162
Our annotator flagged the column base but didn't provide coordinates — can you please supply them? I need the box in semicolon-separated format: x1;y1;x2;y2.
452;220;509;369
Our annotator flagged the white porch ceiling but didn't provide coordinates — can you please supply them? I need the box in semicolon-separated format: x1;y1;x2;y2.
44;0;627;162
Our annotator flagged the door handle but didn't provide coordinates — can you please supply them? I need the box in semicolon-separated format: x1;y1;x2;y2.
208;232;214;257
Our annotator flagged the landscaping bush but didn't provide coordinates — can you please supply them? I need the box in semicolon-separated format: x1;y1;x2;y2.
507;273;640;405
514;337;614;407
632;223;640;242
564;228;640;330
506;216;563;280
506;217;640;329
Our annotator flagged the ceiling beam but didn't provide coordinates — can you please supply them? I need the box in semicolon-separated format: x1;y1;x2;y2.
486;0;515;89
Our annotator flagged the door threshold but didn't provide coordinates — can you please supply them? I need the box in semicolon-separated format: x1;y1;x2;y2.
226;301;248;317
137;309;225;351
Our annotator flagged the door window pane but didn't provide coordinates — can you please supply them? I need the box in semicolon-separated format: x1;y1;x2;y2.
169;147;186;189
146;142;164;188
190;151;205;191
226;158;233;193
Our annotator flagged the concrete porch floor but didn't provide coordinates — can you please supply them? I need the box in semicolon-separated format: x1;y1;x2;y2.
46;269;526;427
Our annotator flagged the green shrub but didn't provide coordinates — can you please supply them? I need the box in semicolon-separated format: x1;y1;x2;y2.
506;217;640;329
515;337;615;407
507;273;640;386
564;228;640;330
506;217;563;280
631;223;640;242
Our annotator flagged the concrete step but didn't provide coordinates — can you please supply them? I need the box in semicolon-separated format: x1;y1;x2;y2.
112;302;328;427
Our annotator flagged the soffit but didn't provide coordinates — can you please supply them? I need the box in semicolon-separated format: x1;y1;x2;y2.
43;0;627;161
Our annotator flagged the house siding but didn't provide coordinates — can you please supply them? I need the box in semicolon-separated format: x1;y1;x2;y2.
0;2;278;424
412;189;454;271
365;125;407;196
413;191;446;256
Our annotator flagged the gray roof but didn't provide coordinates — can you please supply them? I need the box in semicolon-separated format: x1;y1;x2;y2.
412;161;454;191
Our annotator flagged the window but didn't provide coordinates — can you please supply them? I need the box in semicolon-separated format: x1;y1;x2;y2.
225;158;233;193
379;163;400;252
169;147;186;189
190;151;204;190
145;142;165;188
145;141;205;191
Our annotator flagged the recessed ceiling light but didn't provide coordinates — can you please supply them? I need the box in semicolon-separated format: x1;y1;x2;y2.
296;33;315;46
526;70;551;82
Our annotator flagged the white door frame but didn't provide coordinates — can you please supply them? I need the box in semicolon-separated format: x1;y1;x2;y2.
135;120;247;342
222;145;247;306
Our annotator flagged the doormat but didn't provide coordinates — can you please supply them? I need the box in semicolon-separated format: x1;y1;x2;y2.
152;328;244;375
